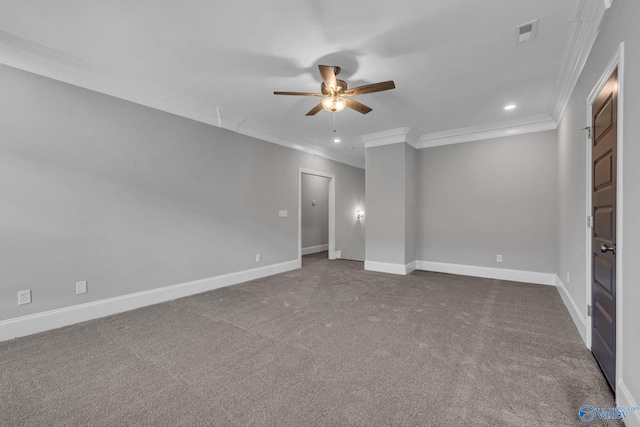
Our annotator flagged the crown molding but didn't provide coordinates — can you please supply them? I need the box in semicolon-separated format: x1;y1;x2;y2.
361;127;418;149
0;31;363;169
238;121;364;168
0;0;609;168
417;114;557;148
548;0;613;122
0;30;92;71
362;114;558;152
406;130;419;149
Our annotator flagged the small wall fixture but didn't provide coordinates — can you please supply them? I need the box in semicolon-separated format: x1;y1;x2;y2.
356;209;364;220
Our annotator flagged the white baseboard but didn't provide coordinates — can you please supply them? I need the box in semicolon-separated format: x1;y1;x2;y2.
555;275;587;346
365;260;414;275
406;261;416;274
334;250;342;259
301;244;329;256
618;380;640;427
415;260;556;286
0;259;300;342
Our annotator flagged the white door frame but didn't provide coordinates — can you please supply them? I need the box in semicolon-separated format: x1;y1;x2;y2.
584;42;624;393
298;168;336;262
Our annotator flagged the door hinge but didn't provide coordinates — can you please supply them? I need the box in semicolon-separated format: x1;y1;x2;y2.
587;216;594;228
587;304;592;317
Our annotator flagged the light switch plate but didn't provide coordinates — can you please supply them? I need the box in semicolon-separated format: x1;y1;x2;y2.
279;210;288;218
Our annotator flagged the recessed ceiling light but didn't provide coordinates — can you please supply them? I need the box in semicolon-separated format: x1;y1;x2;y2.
504;104;517;110
348;147;354;150
333;138;341;144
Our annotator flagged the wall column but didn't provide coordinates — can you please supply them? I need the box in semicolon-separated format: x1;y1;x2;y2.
363;128;417;275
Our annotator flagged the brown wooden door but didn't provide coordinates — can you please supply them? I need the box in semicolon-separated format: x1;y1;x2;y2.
591;69;617;392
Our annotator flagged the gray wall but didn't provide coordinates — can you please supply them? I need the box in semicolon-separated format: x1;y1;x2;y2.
404;144;417;264
416;130;559;273
365;143;406;265
557;0;640;404
0;64;365;321
301;174;329;249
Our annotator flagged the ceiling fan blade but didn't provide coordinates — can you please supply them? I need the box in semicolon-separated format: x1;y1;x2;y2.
345;98;372;114
274;91;324;96
306;103;324;116
318;65;338;92
344;80;395;96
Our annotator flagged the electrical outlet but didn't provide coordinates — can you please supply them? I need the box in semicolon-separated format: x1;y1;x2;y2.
496;254;503;263
76;281;87;295
18;290;31;305
255;254;261;262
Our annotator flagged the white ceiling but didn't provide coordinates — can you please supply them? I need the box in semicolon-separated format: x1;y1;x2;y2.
0;0;607;167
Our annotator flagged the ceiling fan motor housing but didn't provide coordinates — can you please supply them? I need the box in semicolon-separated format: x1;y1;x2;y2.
321;79;348;95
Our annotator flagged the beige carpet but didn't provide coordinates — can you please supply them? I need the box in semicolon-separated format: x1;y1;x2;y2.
0;252;619;426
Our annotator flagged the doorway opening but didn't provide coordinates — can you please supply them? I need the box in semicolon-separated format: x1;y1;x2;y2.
301;173;330;261
298;168;336;266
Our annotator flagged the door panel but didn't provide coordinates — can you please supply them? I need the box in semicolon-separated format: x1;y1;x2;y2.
594;96;613;139
594;154;612;187
591;69;617;392
594;209;613;238
594;257;614;294
593;300;614;348
593;188;611;207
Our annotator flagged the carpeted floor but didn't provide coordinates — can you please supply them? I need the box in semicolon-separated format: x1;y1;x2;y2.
1;252;619;426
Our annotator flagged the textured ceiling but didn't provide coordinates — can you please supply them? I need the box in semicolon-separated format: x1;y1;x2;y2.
0;0;581;167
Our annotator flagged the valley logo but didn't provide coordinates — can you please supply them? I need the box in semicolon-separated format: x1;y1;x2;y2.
579;405;640;422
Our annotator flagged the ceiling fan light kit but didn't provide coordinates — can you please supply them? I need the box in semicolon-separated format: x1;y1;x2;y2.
322;96;347;112
274;65;395;116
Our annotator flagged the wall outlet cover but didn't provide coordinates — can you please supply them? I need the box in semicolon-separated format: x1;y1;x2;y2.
18;290;32;305
76;281;87;294
496;255;503;263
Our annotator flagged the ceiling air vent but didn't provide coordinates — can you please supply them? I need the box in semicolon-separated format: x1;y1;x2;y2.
515;20;538;44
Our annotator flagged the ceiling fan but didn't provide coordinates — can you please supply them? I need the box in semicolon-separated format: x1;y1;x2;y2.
274;65;395;116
